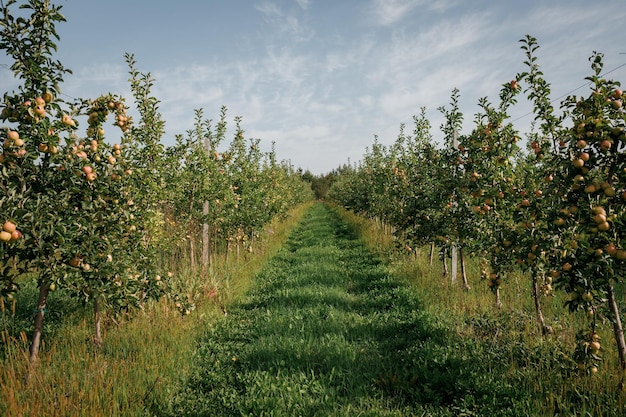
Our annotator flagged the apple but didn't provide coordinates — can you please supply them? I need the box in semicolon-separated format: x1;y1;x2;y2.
592;213;607;224
3;221;17;233
62;114;75;127
605;243;618;256
82;165;93;175
0;231;11;242
582;292;593;302
600;140;612;151
42;91;54;103
49;283;56;292
604;187;616;197
7;131;19;142
10;230;22;241
584;184;597;194
573;158;585;168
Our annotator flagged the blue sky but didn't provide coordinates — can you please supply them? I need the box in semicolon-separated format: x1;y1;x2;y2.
2;0;625;174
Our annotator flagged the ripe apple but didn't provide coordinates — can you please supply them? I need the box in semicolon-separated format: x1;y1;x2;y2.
3;221;17;233
69;256;81;268
573;158;585;168
605;243;618;256
62;114;75;127
42;91;54;103
7;131;19;142
582;292;593;302
593;213;607;224
0;231;11;242
10;230;22;241
584;184;597;194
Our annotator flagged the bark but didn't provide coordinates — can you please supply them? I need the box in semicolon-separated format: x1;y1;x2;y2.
94;297;102;346
429;242;435;265
494;287;502;309
607;282;626;387
29;283;49;363
531;273;551;335
189;235;196;267
450;245;457;284
460;248;470;291
442;248;448;277
202;202;211;271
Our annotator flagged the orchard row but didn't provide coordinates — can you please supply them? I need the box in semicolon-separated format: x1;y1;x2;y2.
0;0;312;362
327;36;626;378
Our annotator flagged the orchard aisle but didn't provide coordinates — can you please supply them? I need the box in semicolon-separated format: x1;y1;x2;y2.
156;204;478;416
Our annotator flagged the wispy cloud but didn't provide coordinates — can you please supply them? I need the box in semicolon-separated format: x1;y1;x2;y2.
255;1;315;42
295;0;311;10
368;0;438;25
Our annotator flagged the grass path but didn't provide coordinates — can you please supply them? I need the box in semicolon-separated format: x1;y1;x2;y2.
155;203;514;416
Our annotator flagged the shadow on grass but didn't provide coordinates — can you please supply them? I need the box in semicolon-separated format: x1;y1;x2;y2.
155;204;521;416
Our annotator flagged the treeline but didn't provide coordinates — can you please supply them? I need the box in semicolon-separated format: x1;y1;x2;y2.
0;0;312;363
325;36;626;379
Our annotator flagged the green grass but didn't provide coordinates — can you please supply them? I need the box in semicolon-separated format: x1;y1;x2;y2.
0;203;312;417
4;202;626;415
156;203;554;416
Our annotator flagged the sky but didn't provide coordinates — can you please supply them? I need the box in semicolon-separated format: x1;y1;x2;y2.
1;0;625;174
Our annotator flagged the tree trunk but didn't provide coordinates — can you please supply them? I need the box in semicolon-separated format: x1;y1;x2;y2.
429;242;435;265
607;282;626;387
494;287;502;309
451;244;457;284
202;201;210;273
189;235;196;267
460;248;470;291
442;248;448;277
531;272;551;335
29;283;49;363
94;297;102;346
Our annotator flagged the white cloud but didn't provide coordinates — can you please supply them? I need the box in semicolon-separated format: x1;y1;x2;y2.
255;1;315;42
368;0;431;25
295;0;311;10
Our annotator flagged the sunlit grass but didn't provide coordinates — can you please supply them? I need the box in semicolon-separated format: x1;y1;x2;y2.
332;204;626;416
0;202;312;417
